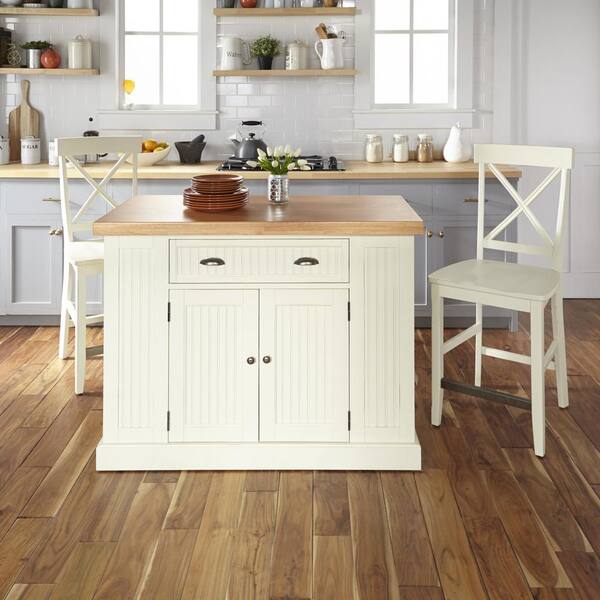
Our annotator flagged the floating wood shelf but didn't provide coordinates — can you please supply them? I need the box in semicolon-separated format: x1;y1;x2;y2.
0;68;99;76
0;7;98;16
214;7;356;17
213;68;357;78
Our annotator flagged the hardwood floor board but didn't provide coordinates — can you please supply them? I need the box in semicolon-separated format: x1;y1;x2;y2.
180;472;245;600
0;467;49;540
447;461;499;522
5;583;55;599
20;358;72;399
575;514;600;557
314;471;351;536
138;529;196;600
28;328;56;343
313;536;354;600
415;469;487;600
0;327;20;345
49;542;114;600
0;395;45;442
531;588;582;599
563;376;600;450
486;469;569;588
0;329;36;367
347;472;394;599
227;491;277;600
245;471;280;492
380;473;439;587
556;551;600;599
0;428;46;492
143;471;180;484
463;516;533;600
504;448;589;551
396;587;444;600
0;365;48;418
0;518;50;598
164;471;212;530
569;341;600;381
21;411;103;518
479;400;532;448
270;471;313;600
93;482;175;599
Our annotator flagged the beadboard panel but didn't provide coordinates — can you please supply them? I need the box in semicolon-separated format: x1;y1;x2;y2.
362;237;415;442
169;238;349;284
168;289;259;442
103;236;169;444
259;288;349;443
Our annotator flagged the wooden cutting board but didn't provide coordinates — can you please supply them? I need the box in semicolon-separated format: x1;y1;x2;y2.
8;80;40;162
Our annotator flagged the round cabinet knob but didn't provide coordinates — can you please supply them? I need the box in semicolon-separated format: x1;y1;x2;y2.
246;357;256;365
262;356;272;364
438;230;445;238
427;230;433;238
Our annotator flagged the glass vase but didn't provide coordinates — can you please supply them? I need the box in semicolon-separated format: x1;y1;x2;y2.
268;174;289;204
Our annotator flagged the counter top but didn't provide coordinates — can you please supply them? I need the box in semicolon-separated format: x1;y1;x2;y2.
93;194;424;236
0;160;522;181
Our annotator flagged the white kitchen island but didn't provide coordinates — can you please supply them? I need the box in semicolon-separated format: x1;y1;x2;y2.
93;194;424;471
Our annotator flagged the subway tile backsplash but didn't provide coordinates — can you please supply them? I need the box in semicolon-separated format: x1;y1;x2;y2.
0;1;495;161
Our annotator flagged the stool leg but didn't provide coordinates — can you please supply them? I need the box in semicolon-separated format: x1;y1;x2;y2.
58;262;72;359
551;289;569;409
74;267;87;396
530;301;546;457
431;285;444;426
475;302;483;386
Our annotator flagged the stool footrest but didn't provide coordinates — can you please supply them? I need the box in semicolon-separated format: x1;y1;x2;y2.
86;345;103;358
441;378;531;411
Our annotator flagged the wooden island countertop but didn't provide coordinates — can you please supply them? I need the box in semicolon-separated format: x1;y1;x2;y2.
0;160;521;180
93;194;424;236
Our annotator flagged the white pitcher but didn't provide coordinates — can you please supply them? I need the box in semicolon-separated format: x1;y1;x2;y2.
314;38;345;70
219;37;251;71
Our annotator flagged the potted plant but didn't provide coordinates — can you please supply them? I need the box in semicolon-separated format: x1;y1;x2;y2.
247;145;310;204
21;41;52;69
251;35;280;70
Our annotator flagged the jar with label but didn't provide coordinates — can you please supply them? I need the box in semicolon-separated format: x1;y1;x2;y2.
21;137;41;165
393;134;409;163
68;35;92;69
286;40;308;70
365;134;383;163
417;134;434;163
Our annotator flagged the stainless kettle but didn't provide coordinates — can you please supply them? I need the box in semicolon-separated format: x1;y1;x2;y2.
231;121;268;160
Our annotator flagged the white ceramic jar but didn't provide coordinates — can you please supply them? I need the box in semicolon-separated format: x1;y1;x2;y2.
0;137;9;165
68;35;92;69
393;134;409;163
365;135;384;163
286;40;308;70
21;137;41;165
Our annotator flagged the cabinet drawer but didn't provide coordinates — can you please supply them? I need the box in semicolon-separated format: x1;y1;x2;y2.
434;182;515;216
169;239;349;283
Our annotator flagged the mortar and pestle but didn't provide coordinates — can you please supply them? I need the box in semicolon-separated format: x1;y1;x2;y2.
175;134;206;164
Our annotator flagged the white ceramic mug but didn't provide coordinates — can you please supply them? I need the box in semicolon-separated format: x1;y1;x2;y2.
219;37;251;71
314;38;345;70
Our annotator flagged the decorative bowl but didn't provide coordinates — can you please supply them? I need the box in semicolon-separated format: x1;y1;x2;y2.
125;145;171;167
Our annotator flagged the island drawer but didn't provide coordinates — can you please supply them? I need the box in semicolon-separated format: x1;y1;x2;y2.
169;238;349;283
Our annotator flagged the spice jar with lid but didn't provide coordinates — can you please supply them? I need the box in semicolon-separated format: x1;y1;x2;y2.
393;134;409;163
417;134;434;163
68;35;92;69
365;134;384;163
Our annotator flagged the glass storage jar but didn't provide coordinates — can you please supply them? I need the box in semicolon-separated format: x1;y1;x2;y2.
365;134;384;163
393;134;409;163
417;134;434;163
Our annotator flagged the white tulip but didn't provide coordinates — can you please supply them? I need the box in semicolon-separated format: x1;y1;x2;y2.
288;162;296;170
272;160;279;168
301;165;311;171
246;160;259;168
267;146;273;156
294;148;302;157
297;159;308;167
284;144;292;155
257;148;267;159
272;146;280;158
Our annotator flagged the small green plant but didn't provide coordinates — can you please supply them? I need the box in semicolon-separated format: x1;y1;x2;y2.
250;35;280;58
21;41;52;50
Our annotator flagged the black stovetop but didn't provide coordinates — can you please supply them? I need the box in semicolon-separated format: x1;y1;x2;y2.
218;155;345;172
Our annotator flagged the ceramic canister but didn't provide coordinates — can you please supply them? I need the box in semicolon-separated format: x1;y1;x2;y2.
68;35;92;69
219;37;251;70
0;137;9;165
21;137;41;165
48;140;58;166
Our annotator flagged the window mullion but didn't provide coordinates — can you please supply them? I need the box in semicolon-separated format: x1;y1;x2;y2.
159;0;164;106
409;0;414;105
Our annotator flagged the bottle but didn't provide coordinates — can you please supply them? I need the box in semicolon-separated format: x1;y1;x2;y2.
417;134;434;163
393;134;409;163
365;135;384;163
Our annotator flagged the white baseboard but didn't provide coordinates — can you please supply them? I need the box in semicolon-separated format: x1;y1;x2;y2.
96;439;422;471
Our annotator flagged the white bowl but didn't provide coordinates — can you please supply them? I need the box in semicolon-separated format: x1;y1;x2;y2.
126;145;171;167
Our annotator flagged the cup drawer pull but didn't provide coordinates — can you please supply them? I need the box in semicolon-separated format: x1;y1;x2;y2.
199;257;225;267
294;257;320;266
464;197;489;203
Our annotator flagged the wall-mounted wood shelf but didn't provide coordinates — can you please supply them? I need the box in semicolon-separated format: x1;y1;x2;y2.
213;68;356;77
0;7;98;16
214;7;356;17
0;68;99;76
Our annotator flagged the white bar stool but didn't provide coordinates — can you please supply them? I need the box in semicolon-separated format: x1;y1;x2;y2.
57;136;141;395
429;143;574;457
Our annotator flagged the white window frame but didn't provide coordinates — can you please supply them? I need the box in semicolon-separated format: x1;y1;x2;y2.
354;0;474;129
97;0;216;131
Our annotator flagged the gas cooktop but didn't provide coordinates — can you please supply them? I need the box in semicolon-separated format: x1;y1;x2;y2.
218;155;345;172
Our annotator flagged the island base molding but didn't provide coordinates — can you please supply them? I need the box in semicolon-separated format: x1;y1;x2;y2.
96;440;422;471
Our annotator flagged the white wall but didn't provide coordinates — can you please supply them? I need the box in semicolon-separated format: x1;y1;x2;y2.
1;0;495;162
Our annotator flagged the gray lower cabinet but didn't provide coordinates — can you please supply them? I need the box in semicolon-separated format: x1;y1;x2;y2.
0;176;518;326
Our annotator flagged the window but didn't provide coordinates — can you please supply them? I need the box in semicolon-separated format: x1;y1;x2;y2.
373;0;454;106
121;0;200;108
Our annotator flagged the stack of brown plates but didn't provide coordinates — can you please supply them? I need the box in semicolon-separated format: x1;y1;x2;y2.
183;174;248;212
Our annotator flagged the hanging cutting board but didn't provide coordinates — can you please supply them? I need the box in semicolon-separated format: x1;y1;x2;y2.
8;80;40;162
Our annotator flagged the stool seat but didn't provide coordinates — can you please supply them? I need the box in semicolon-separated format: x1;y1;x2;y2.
65;241;104;266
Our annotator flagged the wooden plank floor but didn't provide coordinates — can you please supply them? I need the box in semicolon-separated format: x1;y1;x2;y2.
0;299;600;599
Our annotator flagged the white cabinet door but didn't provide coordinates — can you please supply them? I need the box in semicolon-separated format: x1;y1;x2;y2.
259;289;349;442
169;289;259;442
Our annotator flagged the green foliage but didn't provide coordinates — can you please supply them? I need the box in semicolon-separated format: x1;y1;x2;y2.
250;35;280;57
21;41;52;50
